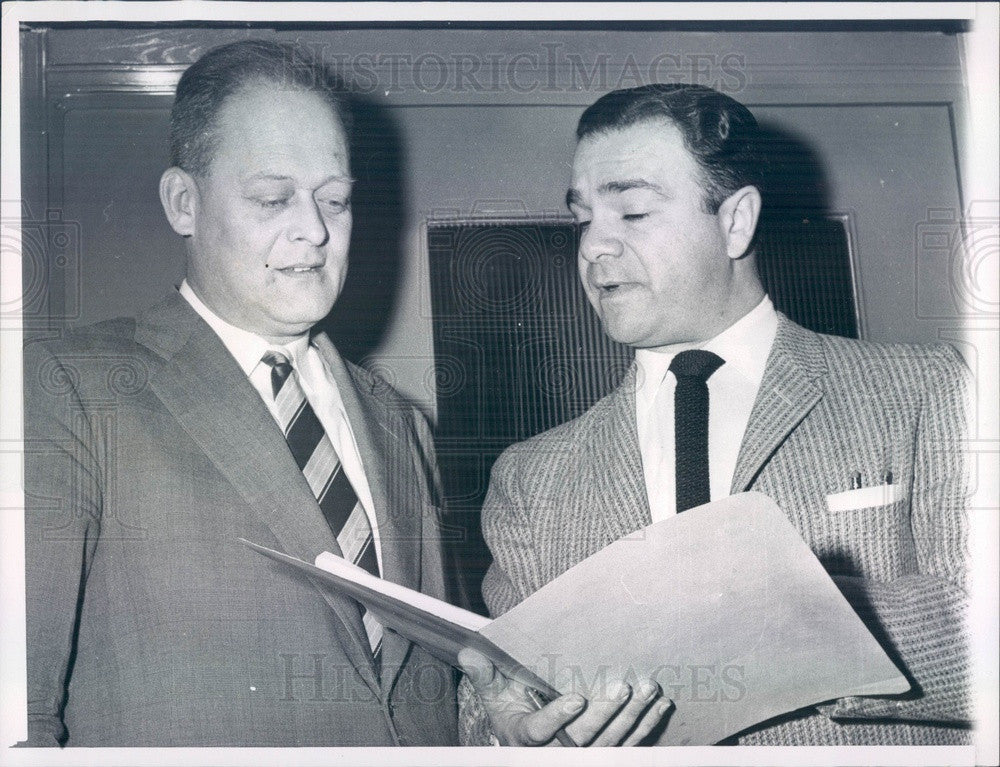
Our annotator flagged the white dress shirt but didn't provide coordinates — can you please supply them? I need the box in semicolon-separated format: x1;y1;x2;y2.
179;281;382;571
635;296;778;522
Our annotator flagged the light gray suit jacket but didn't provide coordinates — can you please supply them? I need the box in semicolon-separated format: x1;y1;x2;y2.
23;292;457;746
473;316;970;746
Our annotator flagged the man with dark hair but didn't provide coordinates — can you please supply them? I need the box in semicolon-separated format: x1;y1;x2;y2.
23;39;667;748
573;83;764;213
462;83;971;745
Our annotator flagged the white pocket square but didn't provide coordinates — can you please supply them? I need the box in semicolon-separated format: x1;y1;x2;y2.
825;484;904;512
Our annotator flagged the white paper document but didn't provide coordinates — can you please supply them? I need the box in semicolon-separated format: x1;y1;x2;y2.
479;492;910;745
245;491;909;745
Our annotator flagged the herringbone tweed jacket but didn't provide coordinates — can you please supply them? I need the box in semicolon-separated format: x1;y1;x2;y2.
461;315;970;746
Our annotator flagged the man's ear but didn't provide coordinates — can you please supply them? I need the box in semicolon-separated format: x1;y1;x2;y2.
159;167;200;237
717;185;762;260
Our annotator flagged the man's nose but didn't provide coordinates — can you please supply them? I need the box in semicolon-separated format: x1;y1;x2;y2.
288;197;329;247
578;221;623;263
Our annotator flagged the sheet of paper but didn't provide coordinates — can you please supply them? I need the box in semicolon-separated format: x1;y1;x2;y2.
479;492;910;745
240;538;560;699
314;551;490;631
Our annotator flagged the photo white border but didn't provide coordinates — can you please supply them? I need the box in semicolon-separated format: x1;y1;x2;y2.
2;3;996;766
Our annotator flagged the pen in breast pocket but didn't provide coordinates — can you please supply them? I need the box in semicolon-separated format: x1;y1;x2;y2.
849;472;862;490
882;470;893;485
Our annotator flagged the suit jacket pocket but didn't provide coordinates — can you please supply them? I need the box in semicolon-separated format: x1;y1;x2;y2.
815;493;912;580
825;483;905;512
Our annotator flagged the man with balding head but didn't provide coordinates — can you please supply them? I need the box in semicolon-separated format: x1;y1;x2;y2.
24;40;669;748
23;38;458;747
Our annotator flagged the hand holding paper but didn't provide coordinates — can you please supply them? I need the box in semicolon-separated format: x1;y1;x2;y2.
458;648;672;746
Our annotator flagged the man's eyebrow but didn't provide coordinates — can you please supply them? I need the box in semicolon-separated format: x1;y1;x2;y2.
243;173;356;186
566;179;667;209
600;179;666;196
315;174;356;187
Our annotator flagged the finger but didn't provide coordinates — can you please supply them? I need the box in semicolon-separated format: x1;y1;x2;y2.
590;679;661;746
564;679;631;745
457;648;506;699
621;697;674;746
514;694;586;746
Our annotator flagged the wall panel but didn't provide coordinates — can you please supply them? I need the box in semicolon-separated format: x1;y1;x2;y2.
22;24;969;607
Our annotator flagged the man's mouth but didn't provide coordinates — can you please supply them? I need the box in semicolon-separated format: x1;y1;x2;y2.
275;265;323;274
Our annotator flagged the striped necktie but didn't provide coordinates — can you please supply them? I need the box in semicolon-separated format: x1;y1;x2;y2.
261;350;383;659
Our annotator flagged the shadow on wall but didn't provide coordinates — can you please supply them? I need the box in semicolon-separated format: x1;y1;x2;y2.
318;92;407;364
756;121;834;213
754;122;859;339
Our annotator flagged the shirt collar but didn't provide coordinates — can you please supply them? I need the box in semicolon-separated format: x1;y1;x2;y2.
178;280;311;375
635;295;778;406
703;295;778;387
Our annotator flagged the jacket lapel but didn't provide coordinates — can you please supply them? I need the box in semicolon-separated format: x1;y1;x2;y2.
586;365;652;545
313;334;422;693
135;294;381;694
731;316;826;493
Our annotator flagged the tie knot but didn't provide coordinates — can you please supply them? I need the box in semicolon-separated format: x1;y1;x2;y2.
669;349;724;382
261;349;293;373
261;350;294;397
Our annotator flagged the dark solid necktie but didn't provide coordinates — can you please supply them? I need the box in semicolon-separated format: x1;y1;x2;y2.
669;349;725;513
261;351;383;658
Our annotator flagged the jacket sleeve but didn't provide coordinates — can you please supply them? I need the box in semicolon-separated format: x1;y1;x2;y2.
479;449;541;620
22;341;104;746
407;401;451;603
457;448;538;745
822;344;971;724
